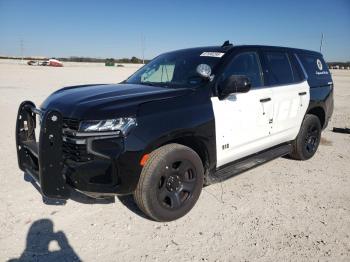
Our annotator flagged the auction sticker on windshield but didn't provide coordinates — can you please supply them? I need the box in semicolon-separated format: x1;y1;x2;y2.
200;52;225;58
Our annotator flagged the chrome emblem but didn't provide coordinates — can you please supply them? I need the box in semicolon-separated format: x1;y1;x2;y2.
51;115;58;122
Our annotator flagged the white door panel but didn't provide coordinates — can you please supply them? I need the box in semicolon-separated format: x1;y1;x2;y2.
271;80;310;141
211;88;273;167
212;80;310;168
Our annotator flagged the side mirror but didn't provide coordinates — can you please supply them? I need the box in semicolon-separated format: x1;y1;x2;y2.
219;75;251;99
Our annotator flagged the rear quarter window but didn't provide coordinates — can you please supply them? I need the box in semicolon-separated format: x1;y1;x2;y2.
298;53;332;88
288;54;304;82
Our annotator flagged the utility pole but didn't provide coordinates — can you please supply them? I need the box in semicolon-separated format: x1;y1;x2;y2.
320;33;324;53
20;39;24;63
141;33;145;64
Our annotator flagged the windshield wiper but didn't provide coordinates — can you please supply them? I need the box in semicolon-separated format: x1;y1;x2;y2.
141;82;157;86
141;82;170;88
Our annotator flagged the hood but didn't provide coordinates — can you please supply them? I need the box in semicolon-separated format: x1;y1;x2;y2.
40;83;190;120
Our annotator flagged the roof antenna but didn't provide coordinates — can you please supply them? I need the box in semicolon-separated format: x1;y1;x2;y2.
222;40;232;47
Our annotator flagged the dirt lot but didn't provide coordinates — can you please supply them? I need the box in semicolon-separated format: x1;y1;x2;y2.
0;60;349;261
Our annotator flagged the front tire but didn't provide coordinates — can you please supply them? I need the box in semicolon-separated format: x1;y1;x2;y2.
134;143;204;222
289;114;322;160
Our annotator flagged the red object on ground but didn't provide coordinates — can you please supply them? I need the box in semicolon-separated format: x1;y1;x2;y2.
48;59;63;67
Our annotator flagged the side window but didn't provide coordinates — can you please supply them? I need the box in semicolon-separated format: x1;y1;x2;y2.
297;53;332;88
223;52;263;88
288;53;304;82
263;52;294;85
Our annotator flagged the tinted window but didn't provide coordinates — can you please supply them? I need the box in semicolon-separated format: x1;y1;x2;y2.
222;52;263;88
264;52;294;85
298;53;332;88
289;54;304;82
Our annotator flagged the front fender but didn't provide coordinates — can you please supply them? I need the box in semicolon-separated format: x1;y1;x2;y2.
117;87;216;193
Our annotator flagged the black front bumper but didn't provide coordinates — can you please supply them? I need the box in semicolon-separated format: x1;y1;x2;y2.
16;101;128;199
16;101;70;199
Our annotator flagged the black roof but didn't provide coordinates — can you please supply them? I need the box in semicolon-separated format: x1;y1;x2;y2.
168;44;322;57
233;44;321;56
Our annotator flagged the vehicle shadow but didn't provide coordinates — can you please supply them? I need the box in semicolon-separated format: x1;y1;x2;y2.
24;172;149;219
117;195;150;220
24;172;115;205
7;219;81;262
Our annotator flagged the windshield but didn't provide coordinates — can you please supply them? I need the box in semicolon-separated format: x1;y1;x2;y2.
126;49;225;88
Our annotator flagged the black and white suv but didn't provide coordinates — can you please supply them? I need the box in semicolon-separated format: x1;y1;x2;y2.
16;41;334;221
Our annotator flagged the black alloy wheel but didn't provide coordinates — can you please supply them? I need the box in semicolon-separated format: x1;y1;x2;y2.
289;114;322;160
157;159;197;210
305;124;320;154
134;143;204;222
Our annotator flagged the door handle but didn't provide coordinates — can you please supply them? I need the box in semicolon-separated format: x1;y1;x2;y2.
260;98;271;103
298;92;307;107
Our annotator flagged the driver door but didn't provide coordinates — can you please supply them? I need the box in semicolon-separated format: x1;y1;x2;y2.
211;51;273;167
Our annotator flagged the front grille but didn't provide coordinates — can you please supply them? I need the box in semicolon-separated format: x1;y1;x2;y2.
63;118;79;131
62;140;93;162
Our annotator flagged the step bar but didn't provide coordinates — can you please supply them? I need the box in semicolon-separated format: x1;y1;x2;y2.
209;144;292;183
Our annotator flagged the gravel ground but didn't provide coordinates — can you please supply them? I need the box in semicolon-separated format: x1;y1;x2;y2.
0;60;349;261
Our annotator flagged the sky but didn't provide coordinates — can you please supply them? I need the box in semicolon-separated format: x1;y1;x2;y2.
0;0;349;62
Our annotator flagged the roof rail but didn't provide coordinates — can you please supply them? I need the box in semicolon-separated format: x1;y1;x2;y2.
222;40;233;47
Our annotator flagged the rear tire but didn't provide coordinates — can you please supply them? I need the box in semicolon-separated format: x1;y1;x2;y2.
134;143;204;222
289;114;322;160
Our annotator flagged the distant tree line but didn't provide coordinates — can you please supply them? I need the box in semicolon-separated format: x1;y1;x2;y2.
59;56;150;64
0;56;150;64
0;55;348;67
327;62;350;68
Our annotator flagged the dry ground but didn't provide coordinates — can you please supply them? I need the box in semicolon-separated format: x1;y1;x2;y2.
0;60;349;261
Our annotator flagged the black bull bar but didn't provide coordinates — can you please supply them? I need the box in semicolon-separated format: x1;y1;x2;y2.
16;101;70;199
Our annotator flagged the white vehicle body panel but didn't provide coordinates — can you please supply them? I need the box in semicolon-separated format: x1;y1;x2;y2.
211;87;273;167
269;80;310;144
212;81;310;168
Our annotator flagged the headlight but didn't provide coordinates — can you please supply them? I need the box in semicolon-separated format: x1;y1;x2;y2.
79;117;137;135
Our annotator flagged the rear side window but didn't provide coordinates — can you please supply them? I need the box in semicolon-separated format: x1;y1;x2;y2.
297;53;332;88
288;54;304;82
263;52;294;85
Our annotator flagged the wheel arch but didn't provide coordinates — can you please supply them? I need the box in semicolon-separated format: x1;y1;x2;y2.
162;136;210;170
143;134;213;181
307;106;326;128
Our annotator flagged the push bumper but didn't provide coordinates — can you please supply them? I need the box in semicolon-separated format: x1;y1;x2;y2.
16;101;132;200
16;101;70;199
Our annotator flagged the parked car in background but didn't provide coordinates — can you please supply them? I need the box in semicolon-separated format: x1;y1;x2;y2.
27;59;63;67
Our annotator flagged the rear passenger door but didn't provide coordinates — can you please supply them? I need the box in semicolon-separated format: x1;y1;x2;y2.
261;51;309;144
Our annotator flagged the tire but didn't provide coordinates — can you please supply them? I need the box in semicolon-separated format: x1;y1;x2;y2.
289;114;322;160
134;143;204;222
